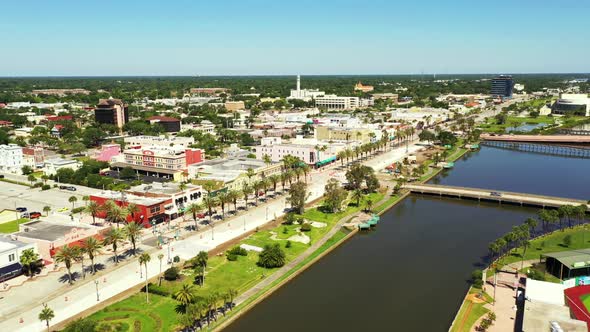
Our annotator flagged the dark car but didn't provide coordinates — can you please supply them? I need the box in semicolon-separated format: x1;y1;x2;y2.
490;191;502;197
16;207;27;212
59;185;68;189
61;186;76;191
0;174;4;178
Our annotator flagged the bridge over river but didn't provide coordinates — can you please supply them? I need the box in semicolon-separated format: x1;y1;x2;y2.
481;134;590;144
405;184;588;209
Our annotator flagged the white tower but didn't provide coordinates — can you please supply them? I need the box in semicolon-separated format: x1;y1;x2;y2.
296;75;301;92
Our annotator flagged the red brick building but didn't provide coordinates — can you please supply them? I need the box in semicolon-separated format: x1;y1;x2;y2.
89;191;172;227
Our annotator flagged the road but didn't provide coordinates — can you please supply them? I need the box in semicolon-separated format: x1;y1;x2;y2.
0;142;422;332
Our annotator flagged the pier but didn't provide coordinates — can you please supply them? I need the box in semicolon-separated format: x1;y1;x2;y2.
481;140;590;158
404;184;588;209
481;134;590;144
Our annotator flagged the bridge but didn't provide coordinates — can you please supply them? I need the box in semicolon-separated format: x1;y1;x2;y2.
559;129;590;136
481;140;590;158
404;184;588;209
481;134;590;144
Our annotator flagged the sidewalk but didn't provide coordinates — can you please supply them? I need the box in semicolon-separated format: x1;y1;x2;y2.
0;142;421;332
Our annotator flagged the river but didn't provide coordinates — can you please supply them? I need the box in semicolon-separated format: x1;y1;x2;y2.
223;145;590;332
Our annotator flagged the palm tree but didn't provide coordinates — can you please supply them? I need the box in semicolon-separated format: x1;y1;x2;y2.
245;167;256;184
268;174;280;193
202;196;218;224
43;205;51;216
217;191;230;219
196;250;208;287
124;222;143;256
20;248;40;278
227;288;238;310
82;195;89;206
174;284;196;306
41;174;49;185
139;252;151;303
86;201;101;225
103;227;125;264
352;189;363;207
301;164;311;182
365;199;373;213
68;196;78;210
27;174;36;186
126;203;140;221
186;202;202;230
107;205;128;228
158;253;164;277
82;237;102;274
262;154;272;166
242;183;252;209
38;304;55;331
54;245;78;284
252;181;263;205
228;190;240;213
202;180;217;196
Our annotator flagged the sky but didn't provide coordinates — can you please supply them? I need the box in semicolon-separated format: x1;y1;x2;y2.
1;0;589;76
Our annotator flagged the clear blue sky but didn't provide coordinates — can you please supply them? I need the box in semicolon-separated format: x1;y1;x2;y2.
1;0;588;76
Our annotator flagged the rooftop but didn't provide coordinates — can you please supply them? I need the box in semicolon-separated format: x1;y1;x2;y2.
0;236;31;252
543;249;590;270
147;115;180;122
14;220;93;242
92;190;170;206
129;182;200;195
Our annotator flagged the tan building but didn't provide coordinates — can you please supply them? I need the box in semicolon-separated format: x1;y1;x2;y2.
315;126;374;144
354;82;374;93
372;93;398;101
225;101;246;112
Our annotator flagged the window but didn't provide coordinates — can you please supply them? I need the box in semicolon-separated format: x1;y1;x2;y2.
8;253;15;262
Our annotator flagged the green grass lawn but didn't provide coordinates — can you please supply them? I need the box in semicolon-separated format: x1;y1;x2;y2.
449;288;492;332
75;191;380;331
0;218;29;233
581;293;590;312
87;293;178;332
499;226;590;268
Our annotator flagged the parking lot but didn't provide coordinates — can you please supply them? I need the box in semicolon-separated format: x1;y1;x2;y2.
0;181;92;218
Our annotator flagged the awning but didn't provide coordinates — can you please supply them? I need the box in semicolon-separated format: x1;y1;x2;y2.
0;262;22;278
315;156;336;166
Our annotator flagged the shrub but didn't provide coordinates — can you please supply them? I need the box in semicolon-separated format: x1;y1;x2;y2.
526;269;545;281
173;255;180;263
297;217;305;224
257;243;286;268
282;227;288;234
564;235;572;247
72;207;85;214
226;253;238;261
285;240;292;248
283;213;296;225
33;182;43;188
228;246;247;256
145;283;171;296
63;318;98;332
41;184;51;191
300;223;312;232
164;266;180;281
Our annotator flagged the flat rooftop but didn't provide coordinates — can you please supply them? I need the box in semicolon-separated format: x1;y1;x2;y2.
129;182;200;195
0;237;31;252
92;190;169;206
543;249;590;270
523;300;586;332
14;220;93;242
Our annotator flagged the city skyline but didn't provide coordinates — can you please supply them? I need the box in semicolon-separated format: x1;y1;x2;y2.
1;0;589;76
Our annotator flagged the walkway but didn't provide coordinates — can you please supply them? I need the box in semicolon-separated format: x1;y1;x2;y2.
481;134;590;144
404;183;587;208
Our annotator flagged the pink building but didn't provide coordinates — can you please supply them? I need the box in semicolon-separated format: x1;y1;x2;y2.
94;144;121;162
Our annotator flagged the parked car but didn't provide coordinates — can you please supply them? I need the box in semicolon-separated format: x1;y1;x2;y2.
59;185;68;189
29;212;42;219
490;191;502;197
65;186;76;191
15;207;27;212
0;174;4;178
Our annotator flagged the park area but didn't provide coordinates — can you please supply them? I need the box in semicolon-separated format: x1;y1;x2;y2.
0;210;28;233
76;192;385;331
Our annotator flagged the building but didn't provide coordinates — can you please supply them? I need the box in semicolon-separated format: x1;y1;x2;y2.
43;158;81;176
124;135;194;148
514;83;525;92
354;82;374;93
551;94;590;116
94;98;128;128
372;93;398;101
224;101;246;112
188;157;281;191
112;145;203;180
255;137;349;167
0;144;24;173
180;121;216;136
0;237;38;282
126;182;204;220
22;147;45;168
0;120;13;128
31;89;90;96
146;116;181;132
315;95;373;110
13;220;100;260
491;75;514;99
315;126;375;144
90;190;173;226
288;75;325;101
190;88;229;96
92;144;121;162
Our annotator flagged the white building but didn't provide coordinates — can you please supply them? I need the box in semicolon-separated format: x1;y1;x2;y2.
43;158;81;176
0;237;38;281
124;135;195;148
288;75;326;102
551;94;590;116
180;120;216;136
255;136;353;166
0;144;24;173
315;95;374;110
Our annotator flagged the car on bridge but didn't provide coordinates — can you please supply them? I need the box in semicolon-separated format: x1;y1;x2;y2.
490;191;502;197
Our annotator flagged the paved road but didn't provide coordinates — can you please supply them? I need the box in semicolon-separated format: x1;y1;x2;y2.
0;142;422;332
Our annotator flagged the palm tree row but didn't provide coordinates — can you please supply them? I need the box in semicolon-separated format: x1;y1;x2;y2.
336;138;391;168
175;284;239;331
54;221;147;284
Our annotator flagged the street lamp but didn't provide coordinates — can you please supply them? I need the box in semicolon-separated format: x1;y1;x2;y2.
265;206;269;221
211;225;214;241
167;241;171;264
94;280;100;301
243;216;246;231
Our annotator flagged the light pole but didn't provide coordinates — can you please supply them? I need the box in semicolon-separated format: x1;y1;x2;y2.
94;280;99;301
265;206;269;221
167;241;171;264
243;216;246;231
211;225;214;241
